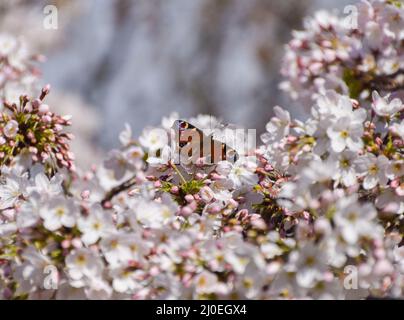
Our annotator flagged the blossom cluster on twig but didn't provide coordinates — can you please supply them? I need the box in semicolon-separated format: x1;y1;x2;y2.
280;0;404;110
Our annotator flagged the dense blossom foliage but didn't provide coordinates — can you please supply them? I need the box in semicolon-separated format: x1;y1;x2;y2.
0;0;404;300
281;0;404;110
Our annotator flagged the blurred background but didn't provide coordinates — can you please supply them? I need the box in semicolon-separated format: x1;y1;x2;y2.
0;0;352;167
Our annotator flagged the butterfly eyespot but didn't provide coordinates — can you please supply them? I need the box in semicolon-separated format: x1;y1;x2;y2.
179;121;188;129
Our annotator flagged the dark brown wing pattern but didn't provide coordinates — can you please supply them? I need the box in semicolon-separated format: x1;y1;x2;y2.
172;120;238;165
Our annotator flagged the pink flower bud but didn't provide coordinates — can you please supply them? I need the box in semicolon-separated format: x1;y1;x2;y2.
170;186;179;194
302;211;311;220
390;179;400;188
209;205;221;214
61;239;71;249
42;115;52;123
103;201;112;209
69;162;77;172
41;152;49;161
81;190;91;200
189;201;198;211
181;206;193;217
210;173;223;180
195;157;205;167
43;84;51;92
264;164;273;171
395;185;404;196
195;172;206;180
350;99;360;109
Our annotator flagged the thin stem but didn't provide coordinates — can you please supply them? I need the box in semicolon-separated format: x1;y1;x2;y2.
170;161;187;184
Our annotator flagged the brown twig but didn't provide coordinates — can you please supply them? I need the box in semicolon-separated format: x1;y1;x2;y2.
368;69;404;92
101;175;137;207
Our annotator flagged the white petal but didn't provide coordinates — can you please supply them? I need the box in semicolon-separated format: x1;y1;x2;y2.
363;175;378;190
331;136;346;153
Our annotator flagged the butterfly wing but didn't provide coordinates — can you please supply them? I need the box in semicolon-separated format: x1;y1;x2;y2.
211;123;241;163
172;120;239;166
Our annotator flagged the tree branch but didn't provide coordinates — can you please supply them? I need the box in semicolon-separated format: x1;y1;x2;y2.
101;175;137;207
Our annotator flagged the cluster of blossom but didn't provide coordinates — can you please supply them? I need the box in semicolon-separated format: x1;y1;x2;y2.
0;115;285;299
0;33;42;106
0;99;402;299
0;86;74;172
280;0;404;110
259;89;404;298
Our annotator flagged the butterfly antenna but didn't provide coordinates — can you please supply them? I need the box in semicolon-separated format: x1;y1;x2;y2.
169;161;187;184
